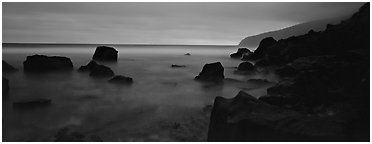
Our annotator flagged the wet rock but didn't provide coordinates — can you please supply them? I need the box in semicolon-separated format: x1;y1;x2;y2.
208;91;348;142
108;75;133;85
237;62;254;71
13;98;51;108
171;64;186;68
3;77;9;99
3;60;17;73
79;61;114;78
195;62;224;82
92;46;118;61
23;55;73;73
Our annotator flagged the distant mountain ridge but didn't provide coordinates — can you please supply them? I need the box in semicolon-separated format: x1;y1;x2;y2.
238;16;350;48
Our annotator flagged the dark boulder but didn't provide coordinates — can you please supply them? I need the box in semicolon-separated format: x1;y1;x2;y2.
92;46;118;61
195;62;224;82
185;53;191;56
23;55;73;73
237;62;254;71
251;37;277;59
171;64;186;68
79;61;115;78
230;48;252;59
3;60;17;73
108;75;133;85
3;77;9;99
230;53;243;59
208;91;349;142
13;98;51;108
89;65;114;78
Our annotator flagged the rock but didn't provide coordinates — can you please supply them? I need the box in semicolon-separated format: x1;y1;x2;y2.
247;79;271;84
3;60;17;73
207;91;349;142
230;53;243;59
195;62;224;82
23;55;73;73
3;77;9;99
237;62;254;71
230;48;252;59
89;65;114;78
275;65;297;78
185;53;191;56
13;98;51;108
251;37;277;60
108;75;133;85
171;64;186;68
92;46;118;61
79;61;114;78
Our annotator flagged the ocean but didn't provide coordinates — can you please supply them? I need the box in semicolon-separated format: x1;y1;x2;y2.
2;44;276;141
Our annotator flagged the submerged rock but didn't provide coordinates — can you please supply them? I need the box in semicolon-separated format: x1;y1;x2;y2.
79;61;114;78
195;62;224;82
208;91;349;142
13;98;51;108
171;64;186;68
237;62;254;71
3;60;17;73
92;46;118;62
23;55;73;73
3;77;9;99
108;75;133;85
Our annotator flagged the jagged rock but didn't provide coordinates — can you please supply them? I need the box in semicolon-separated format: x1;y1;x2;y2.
195;62;224;82
3;77;9;99
23;55;73;73
92;46;118;61
3;61;17;73
13;98;51;108
108;75;133;85
79;61;114;78
207;91;350;142
171;64;186;68
89;65;114;78
237;62;254;71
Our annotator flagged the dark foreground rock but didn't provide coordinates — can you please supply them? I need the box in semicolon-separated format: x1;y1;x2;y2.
55;127;103;142
23;55;73;73
108;75;133;85
195;62;224;82
78;61;114;78
237;62;254;71
3;77;9;99
3;61;17;73
13;98;51;108
93;46;118;61
208;91;361;142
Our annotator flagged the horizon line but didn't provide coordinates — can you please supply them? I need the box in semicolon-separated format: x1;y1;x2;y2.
2;42;238;47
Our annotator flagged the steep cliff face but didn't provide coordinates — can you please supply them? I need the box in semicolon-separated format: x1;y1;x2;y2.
209;3;370;142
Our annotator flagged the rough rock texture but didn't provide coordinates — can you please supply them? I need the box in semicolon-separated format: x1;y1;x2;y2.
108;75;133;85
92;46;118;61
237;62;254;71
23;55;73;73
195;62;224;82
3;77;9;99
78;61;114;78
3;61;17;73
208;91;362;142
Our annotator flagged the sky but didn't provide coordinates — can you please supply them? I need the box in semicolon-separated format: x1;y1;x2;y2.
2;2;364;45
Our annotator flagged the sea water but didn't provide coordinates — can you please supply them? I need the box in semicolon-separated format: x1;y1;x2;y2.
2;44;276;141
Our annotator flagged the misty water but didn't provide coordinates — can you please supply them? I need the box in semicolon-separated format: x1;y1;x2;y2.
3;44;278;141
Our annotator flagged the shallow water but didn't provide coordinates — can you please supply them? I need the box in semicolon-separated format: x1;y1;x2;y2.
2;44;277;141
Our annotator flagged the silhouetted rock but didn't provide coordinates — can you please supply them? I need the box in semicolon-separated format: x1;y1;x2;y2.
171;64;186;68
230;48;252;59
55;127;103;142
23;55;73;73
237;62;254;71
89;65;114;78
250;37;277;60
13;98;51;108
3;77;9;99
108;75;133;85
92;46;118;61
79;61;114;78
3;61;17;73
185;53;191;56
208;91;348;142
195;62;224;82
